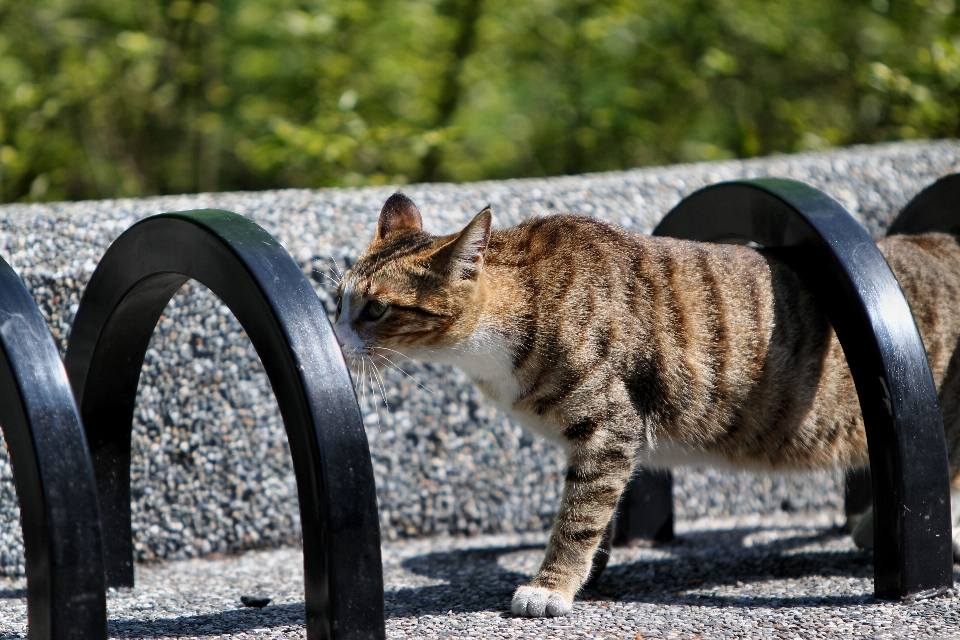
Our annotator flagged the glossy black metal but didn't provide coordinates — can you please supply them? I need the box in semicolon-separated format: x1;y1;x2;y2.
878;170;960;563
613;469;674;546
0;257;106;639
588;469;674;587
888;173;960;236
843;171;960;538
648;178;953;600
64;210;384;640
845;467;873;530
593;468;673;585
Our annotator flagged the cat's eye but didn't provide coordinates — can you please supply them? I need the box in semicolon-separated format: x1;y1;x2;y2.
335;296;342;322
363;300;388;320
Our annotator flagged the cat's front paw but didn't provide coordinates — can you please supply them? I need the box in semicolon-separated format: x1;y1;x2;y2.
511;585;572;617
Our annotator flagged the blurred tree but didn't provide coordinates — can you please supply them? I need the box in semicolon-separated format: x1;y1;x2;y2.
0;0;957;202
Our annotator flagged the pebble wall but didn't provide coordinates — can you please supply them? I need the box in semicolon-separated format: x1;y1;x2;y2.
0;140;957;575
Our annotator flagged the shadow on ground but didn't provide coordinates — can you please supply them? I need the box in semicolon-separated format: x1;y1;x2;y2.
108;603;306;638
386;525;878;618
87;525;951;636
388;544;536;618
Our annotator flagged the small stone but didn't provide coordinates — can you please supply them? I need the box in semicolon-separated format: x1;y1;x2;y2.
240;595;271;608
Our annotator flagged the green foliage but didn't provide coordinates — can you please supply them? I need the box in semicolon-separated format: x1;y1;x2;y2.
0;0;958;202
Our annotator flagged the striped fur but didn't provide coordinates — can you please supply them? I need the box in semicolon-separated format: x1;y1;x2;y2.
333;193;960;617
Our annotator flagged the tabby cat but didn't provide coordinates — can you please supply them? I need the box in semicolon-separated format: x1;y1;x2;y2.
332;192;960;618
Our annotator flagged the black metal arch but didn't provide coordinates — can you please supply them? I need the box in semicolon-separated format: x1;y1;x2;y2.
889;173;960;236
63;210;384;640
837;173;960;543
638;178;952;600
0;256;106;639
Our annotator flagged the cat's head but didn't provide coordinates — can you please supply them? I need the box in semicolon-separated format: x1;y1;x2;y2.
333;192;492;370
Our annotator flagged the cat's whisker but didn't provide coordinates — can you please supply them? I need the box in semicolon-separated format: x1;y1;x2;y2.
370;345;417;364
314;269;341;290
355;352;362;395
363;355;384;432
358;355;370;419
370;352;435;395
315;240;346;281
369;356;391;411
348;349;365;382
355;355;384;432
340;347;355;379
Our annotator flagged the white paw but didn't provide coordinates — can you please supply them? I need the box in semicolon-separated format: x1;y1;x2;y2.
511;585;572;617
851;506;874;550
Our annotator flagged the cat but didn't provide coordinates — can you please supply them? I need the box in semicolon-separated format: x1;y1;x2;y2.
332;192;960;618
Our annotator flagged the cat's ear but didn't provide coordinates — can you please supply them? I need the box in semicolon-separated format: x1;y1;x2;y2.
376;192;423;240
428;206;492;280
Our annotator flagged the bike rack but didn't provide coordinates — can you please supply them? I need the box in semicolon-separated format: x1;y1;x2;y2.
2;177;957;637
889;173;960;236
603;178;953;600
834;173;960;539
63;210;384;640
0;256;106;639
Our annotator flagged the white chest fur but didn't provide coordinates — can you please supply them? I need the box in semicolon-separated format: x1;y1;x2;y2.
440;325;520;402
434;325;569;446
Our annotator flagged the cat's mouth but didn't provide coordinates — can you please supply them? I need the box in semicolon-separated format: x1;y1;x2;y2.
342;345;404;371
339;346;366;375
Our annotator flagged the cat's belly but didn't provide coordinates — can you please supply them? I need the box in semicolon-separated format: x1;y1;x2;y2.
507;407;571;448
640;440;806;473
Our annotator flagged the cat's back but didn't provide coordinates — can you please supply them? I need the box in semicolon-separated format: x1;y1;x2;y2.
486;213;764;280
486;213;639;265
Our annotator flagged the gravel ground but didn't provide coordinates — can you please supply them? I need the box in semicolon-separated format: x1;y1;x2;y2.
2;511;958;638
0;140;958;578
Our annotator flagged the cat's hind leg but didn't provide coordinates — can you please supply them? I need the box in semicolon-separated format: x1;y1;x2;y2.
851;506;873;550
512;420;635;617
853;486;960;562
